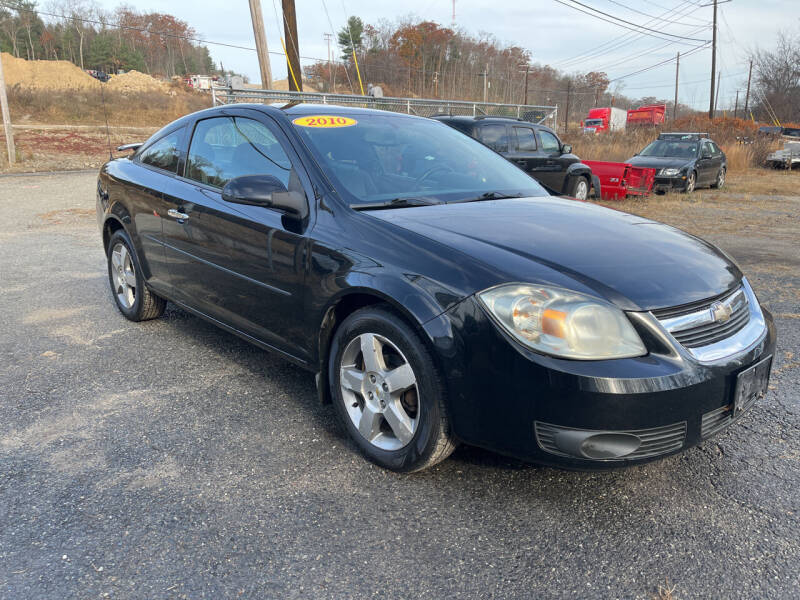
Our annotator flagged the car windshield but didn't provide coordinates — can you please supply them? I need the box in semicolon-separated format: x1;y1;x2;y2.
639;139;699;159
292;113;547;205
584;119;603;126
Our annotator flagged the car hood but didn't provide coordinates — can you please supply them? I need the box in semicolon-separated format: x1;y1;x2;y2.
367;197;741;311
626;156;693;170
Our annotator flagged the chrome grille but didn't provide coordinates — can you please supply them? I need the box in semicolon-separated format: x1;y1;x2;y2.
534;421;686;460
653;286;750;349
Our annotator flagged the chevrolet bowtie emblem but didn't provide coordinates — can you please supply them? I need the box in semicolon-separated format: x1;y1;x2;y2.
710;300;733;323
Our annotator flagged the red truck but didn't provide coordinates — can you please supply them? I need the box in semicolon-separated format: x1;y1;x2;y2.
626;103;666;128
581;107;627;134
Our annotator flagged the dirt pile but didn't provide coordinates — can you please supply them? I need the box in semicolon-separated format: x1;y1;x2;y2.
1;52;99;90
106;70;166;93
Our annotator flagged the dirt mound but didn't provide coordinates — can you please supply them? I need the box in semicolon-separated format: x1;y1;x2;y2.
1;52;99;90
106;70;166;93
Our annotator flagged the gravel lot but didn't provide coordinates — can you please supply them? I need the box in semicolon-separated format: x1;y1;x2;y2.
1;171;798;599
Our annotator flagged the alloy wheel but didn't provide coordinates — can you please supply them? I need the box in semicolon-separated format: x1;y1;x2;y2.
110;242;137;309
339;332;419;451
574;179;589;200
717;168;726;188
686;172;696;193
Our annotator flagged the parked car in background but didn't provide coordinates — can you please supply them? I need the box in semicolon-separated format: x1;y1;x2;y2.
627;132;727;193
86;69;109;82
432;115;598;200
97;104;774;472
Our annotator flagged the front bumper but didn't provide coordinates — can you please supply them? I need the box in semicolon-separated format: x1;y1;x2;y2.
653;175;688;193
424;295;776;469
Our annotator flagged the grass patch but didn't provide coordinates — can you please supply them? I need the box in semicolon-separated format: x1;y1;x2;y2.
6;84;212;128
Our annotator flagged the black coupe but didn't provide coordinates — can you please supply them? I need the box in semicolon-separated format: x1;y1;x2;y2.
97;104;774;472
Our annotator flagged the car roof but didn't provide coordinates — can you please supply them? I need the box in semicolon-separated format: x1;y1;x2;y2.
433;114;554;133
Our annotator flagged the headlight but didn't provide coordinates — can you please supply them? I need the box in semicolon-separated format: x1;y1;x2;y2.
660;168;681;177
477;284;646;360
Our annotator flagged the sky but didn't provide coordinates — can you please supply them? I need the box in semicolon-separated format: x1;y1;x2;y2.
95;0;792;111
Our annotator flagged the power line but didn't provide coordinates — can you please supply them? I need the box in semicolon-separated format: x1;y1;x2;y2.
553;0;706;68
552;0;709;43
602;0;711;27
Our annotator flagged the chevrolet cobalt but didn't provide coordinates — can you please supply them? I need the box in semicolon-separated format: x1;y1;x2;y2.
97;105;775;472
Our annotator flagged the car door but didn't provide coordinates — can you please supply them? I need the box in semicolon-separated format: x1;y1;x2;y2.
534;129;568;191
161;112;313;361
505;125;540;174
128;126;187;293
696;141;717;185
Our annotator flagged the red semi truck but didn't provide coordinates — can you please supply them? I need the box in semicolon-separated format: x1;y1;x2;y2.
581;107;627;134
626;103;666;128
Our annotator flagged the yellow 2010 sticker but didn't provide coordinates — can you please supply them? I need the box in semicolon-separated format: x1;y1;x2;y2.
292;115;357;128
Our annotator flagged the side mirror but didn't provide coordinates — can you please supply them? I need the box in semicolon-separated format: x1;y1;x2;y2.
561;144;572;154
222;175;308;219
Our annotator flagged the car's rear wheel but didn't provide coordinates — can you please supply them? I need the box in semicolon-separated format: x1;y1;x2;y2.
328;306;457;472
107;229;166;321
711;167;726;189
569;176;590;200
684;171;697;193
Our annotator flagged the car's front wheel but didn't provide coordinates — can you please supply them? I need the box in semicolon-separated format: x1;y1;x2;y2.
106;229;166;321
684;171;697;193
328;306;457;472
569;176;590;200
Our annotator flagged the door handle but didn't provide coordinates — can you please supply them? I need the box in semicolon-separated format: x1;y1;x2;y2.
167;208;189;220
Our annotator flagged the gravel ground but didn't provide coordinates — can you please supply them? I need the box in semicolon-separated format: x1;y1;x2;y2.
1;172;798;599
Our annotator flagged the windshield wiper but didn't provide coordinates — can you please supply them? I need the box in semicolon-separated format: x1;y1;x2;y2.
447;191;525;204
351;197;442;210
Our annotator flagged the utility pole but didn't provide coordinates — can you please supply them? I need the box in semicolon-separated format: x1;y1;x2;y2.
714;70;721;113
248;0;273;89
734;90;739;118
564;79;572;134
673;52;680;121
0;53;15;166
518;64;530;105
708;0;717;119
282;0;302;91
744;59;753;116
452;0;456;27
324;33;333;91
477;65;488;103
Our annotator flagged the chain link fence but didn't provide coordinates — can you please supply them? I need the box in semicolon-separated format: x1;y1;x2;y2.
211;87;558;129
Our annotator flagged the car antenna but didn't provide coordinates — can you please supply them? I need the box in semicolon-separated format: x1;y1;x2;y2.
99;82;113;160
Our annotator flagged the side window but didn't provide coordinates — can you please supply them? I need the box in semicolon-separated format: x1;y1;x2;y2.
538;130;561;154
186;116;293;189
513;127;537;152
702;141;714;157
138;129;182;172
478;124;509;153
709;142;721;156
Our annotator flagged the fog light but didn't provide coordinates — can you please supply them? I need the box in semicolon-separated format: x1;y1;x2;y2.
554;430;642;459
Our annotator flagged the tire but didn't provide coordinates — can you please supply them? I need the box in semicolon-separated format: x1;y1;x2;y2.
684;171;697;193
711;167;726;189
569;176;590;200
328;305;457;472
106;229;166;321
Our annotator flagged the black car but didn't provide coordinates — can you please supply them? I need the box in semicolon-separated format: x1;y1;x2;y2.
628;132;727;193
432;115;598;200
97;104;775;472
